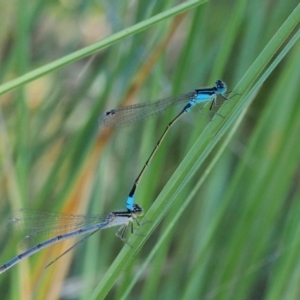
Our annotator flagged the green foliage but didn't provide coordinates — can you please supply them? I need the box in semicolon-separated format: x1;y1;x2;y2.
0;0;300;299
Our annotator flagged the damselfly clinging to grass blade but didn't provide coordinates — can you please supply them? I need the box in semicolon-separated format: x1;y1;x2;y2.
99;80;229;210
0;204;143;274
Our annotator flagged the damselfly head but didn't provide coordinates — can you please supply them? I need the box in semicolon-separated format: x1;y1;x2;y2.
133;204;143;216
215;80;227;95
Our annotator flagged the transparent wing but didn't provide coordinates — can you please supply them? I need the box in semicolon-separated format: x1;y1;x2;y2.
6;209;111;250
98;92;195;128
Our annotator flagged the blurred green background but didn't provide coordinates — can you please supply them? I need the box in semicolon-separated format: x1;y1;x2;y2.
1;0;300;299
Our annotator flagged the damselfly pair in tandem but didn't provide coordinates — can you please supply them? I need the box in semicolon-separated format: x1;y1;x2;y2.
0;80;229;274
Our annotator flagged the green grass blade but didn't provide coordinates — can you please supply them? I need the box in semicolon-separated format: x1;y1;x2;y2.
0;0;207;96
